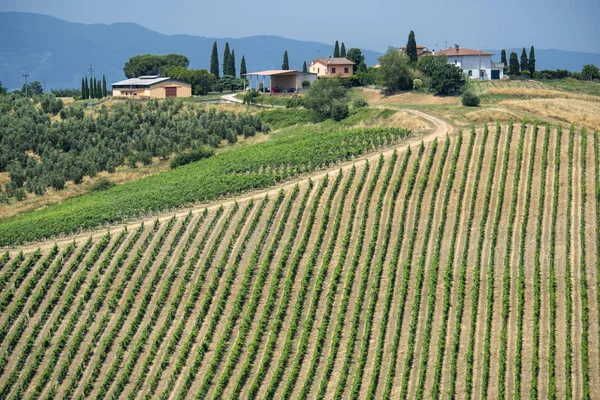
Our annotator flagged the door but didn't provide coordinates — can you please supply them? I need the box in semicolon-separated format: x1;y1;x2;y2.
165;87;177;97
491;70;500;80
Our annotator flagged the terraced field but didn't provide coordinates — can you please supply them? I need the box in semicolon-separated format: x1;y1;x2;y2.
0;123;598;399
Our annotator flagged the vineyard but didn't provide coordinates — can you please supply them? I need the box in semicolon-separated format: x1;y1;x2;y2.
0;122;598;399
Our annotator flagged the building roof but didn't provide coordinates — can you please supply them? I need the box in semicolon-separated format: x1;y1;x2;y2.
112;76;172;86
243;70;299;76
311;57;355;66
400;45;428;50
433;48;493;57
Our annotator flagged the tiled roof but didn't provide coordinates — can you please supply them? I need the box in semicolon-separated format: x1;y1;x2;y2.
434;48;493;57
311;57;355;66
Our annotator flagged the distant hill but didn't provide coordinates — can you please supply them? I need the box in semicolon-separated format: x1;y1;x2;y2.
488;48;600;72
0;12;382;91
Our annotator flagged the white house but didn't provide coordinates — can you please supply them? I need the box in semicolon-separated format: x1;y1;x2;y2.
433;45;504;81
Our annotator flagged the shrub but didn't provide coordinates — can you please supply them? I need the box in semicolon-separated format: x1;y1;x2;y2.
520;70;531;79
331;103;349;121
91;178;116;192
243;90;260;106
413;78;423;90
127;155;137;169
303;78;347;121
353;98;369;109
285;95;304;108
301;80;311;89
432;63;466;95
138;151;153;166
532;71;542;80
169;147;215;169
243;125;256;138
461;91;480;107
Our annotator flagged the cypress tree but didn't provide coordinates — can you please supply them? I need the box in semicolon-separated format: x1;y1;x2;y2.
210;41;220;79
340;42;346;57
302;61;308;73
406;30;418;63
501;49;508;74
520;47;528;72
223;42;231;76
528;45;536;73
509;51;520;75
240;55;247;78
84;77;89;99
90;78;95;99
102;75;107;97
334;41;340;58
282;50;289;70
229;49;236;77
81;77;87;99
97;80;102;98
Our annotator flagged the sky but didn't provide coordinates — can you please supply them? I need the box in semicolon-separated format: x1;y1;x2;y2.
2;0;599;54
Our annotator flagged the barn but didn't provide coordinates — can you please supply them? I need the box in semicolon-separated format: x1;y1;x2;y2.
111;76;192;99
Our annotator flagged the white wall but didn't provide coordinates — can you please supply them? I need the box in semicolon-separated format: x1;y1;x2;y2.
446;54;502;80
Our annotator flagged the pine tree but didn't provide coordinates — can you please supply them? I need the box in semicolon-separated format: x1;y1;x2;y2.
81;77;87;99
210;41;220;79
406;30;418;63
229;50;236;77
501;49;508;74
102;75;107;97
223;42;231;76
302;61;308;73
334;41;340;58
340;42;346;57
240;55;247;78
282;50;289;70
528;46;536;73
509;51;520;75
520;47;528;72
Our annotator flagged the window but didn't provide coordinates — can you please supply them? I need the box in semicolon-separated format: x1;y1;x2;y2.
332;67;336;73
344;67;349;73
468;70;473;76
318;68;320;73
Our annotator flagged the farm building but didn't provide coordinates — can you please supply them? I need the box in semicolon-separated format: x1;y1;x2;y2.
309;57;355;78
243;70;318;93
111;76;192;99
433;45;504;81
400;44;432;61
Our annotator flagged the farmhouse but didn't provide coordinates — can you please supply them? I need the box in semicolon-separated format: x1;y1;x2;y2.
433;45;504;81
309;57;355;78
111;75;192;98
243;70;318;93
400;44;432;61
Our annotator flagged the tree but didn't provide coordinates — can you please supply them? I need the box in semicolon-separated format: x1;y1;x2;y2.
22;81;43;96
223;42;231;76
81;77;87;99
417;54;447;77
228;50;236;77
210;41;220;79
84;77;89;99
509;51;520;75
240;55;247;78
91;78;96;99
0;81;6;95
581;64;600;81
520;47;528;72
334;41;340;58
303;78;347;120
123;54;189;78
431;63;466;94
501;49;508;74
162;66;217;95
302;61;308;73
346;48;365;73
282;51;289;70
377;47;414;94
340;42;346;57
528;46;536;73
406;30;418;63
102;75;107;97
97;80;102;98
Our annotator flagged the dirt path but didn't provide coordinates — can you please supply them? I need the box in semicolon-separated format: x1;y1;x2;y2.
4;109;453;256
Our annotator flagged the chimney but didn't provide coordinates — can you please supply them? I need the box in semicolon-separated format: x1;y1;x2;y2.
455;44;459;53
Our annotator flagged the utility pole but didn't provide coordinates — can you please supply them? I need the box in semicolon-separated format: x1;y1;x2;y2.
22;73;29;98
89;64;94;82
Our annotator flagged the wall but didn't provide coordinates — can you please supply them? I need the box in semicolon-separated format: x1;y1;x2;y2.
309;61;354;78
148;80;192;98
447;54;503;80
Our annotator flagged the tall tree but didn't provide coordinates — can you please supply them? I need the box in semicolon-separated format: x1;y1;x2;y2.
340;42;346;57
84;77;89;99
302;61;308;73
406;30;418;63
81;77;87;99
229;50;236;77
282;51;289;70
97;80;102;98
90;78;95;99
123;54;189;78
240;55;247;78
501;49;508;74
528;46;536;73
520;47;529;72
223;42;231;76
346;48;365;73
334;41;340;58
210;41;220;79
102;75;107;97
509;51;520;75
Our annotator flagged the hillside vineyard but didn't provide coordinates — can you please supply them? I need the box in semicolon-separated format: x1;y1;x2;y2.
0;123;599;399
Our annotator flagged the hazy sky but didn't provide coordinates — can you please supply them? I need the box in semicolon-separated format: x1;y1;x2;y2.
2;0;599;53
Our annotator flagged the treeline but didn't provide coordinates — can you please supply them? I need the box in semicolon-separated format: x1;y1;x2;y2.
0;97;266;202
80;75;108;100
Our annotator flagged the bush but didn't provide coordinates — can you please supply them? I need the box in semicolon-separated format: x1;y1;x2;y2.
91;178;116;192
243;90;260;106
520;70;531;79
303;78;347;121
532;71;542;80
301;80;311;89
170;147;215;169
432;63;466;95
352;98;369;109
243;125;257;137
138;151;153;166
286;95;304;108
413;78;423;90
461;91;480;107
331;103;349;121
